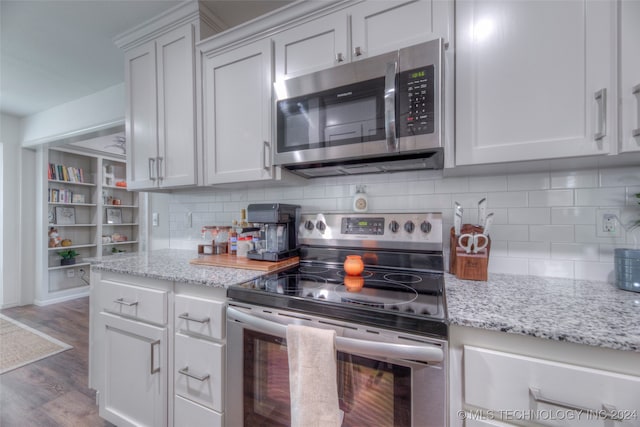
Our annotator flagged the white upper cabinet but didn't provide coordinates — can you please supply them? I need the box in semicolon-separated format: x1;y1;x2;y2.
273;13;349;81
349;0;451;60
125;24;198;190
274;0;452;81
619;0;640;153
201;39;274;184
456;0;616;165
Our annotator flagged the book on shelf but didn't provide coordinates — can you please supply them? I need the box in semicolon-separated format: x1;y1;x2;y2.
48;188;75;203
48;163;86;183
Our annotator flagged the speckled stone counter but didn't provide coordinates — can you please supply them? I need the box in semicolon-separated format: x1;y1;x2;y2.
89;249;264;288
446;273;640;352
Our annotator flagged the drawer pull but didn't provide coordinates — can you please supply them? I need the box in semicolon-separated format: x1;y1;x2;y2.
178;313;210;324
114;298;138;307
529;387;621;421
150;340;161;375
178;366;210;382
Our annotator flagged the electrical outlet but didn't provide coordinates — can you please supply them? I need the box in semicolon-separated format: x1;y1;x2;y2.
596;208;621;237
66;269;75;278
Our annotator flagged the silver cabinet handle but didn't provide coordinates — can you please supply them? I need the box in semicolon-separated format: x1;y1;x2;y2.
227;307;443;363
633;84;640;137
384;60;398;152
114;297;138;307
262;141;272;171
150;340;160;375
178;313;210;324
354;46;363;57
529;387;622;421
156;157;163;182
148;158;156;181
336;52;344;63
594;88;607;141
178;366;210;382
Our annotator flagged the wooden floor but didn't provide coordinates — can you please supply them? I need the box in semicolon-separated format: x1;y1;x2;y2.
0;297;113;427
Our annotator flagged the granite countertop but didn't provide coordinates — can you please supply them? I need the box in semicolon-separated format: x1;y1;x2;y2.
90;249;640;352
446;273;640;352
89;249;264;287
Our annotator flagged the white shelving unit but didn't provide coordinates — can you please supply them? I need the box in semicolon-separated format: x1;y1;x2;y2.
37;145;144;306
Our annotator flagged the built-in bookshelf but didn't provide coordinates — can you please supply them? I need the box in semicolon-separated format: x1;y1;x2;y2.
38;146;142;305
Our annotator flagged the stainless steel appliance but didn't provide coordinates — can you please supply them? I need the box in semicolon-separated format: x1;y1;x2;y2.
227;212;448;426
274;39;444;178
246;203;300;261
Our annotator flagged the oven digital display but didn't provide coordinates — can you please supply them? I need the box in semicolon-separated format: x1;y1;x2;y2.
341;217;385;235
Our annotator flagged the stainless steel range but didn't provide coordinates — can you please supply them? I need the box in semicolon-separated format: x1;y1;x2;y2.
226;212;448;427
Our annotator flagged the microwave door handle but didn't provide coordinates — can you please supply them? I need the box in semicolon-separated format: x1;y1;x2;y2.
227;307;443;363
384;60;398;152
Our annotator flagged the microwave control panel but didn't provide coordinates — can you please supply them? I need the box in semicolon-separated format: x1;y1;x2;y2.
398;65;435;136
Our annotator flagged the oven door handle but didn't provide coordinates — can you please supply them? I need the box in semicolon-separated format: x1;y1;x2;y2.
227;307;443;363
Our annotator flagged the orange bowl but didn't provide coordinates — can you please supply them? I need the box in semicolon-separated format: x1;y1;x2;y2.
343;255;364;276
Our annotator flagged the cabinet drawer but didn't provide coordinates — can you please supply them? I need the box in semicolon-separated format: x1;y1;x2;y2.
175;395;223;427
175;294;225;340
99;280;168;325
465;346;640;426
175;332;224;412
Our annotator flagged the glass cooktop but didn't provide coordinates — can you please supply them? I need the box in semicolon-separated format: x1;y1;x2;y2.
227;263;447;339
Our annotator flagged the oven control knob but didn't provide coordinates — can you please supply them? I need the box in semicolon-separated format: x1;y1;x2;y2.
389;220;400;233
420;221;432;234
316;221;326;233
404;221;415;233
304;220;315;231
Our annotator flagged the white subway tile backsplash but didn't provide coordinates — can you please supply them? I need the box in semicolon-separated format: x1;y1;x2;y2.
163;165;633;281
487;191;527;208
508;241;550;259
529;225;574;242
551;243;599;261
575;188;626;206
529;259;574;278
599;167;640;187
551;207;596;225
508;208;550;224
468;175;508;192
574;261;614;282
528;190;573;207
550;170;598;189
507;173;549;191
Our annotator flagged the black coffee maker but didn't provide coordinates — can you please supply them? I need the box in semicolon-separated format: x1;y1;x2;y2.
246;203;299;261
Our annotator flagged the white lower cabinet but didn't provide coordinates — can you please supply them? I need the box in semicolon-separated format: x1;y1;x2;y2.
175;395;223;427
464;346;640;427
98;312;169;427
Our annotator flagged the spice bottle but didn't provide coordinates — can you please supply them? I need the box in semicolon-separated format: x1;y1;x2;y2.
228;221;238;255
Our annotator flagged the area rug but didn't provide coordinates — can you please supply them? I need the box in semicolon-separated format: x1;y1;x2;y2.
0;313;72;374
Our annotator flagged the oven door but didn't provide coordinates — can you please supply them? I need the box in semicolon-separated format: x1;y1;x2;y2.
226;304;447;427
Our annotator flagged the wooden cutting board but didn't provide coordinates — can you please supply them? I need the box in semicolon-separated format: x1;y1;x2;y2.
190;254;299;272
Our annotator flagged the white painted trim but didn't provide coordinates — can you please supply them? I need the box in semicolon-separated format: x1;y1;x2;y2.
33;287;90;307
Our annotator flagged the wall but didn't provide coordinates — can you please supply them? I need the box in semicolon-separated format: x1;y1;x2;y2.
162;166;640;282
0;114;36;307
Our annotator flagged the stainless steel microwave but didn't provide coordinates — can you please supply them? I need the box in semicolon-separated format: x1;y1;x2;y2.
274;39;444;178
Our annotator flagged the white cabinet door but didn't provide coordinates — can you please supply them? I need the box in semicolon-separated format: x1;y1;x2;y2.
619;0;640;153
98;312;168;427
456;0;615;165
125;41;158;190
349;0;452;60
156;25;198;187
203;39;274;184
273;12;349;81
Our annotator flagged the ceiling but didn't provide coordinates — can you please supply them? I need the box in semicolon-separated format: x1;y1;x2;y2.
0;0;292;118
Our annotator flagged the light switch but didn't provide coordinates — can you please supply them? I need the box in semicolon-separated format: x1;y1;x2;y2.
152;212;159;227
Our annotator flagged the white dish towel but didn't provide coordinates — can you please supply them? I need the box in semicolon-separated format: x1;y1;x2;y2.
286;323;341;427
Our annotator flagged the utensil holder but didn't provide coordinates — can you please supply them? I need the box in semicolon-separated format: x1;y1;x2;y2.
449;225;491;281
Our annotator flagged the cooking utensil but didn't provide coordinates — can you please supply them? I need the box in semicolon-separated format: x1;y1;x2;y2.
458;233;489;254
483;213;494;236
478;198;487;227
454;202;463;235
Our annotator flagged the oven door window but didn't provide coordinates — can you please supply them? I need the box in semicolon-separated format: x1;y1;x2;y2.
243;330;412;427
276;77;386;153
